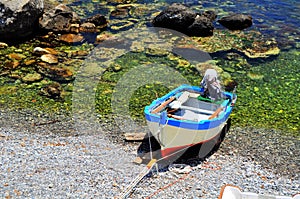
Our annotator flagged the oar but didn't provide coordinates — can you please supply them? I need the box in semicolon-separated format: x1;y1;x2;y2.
208;107;224;120
151;97;175;114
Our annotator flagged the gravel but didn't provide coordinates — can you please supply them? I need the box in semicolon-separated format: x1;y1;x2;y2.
0;110;299;198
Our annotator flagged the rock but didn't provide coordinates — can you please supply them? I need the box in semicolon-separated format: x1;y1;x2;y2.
0;0;44;39
110;19;136;32
39;4;80;33
33;47;58;55
79;23;97;33
218;13;253;30
84;14;107;27
201;10;217;22
152;3;196;33
187;15;214;37
22;72;43;83
7;53;26;60
37;62;74;82
41;54;58;64
110;8;129;19
4;61;20;69
58;34;84;44
40;82;62;98
69;23;80;33
79;22;98;43
24;59;36;66
0;42;8;48
96;33;116;44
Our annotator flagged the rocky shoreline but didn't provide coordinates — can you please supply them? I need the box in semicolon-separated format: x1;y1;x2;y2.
0;109;299;198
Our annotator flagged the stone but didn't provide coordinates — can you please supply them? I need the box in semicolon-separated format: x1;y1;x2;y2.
0;0;44;39
58;34;84;44
7;53;26;60
110;8;129;19
0;42;8;48
187;15;214;37
152;3;196;33
22;72;43;83
4;61;19;69
201;10;217;22
96;33;116;43
218;13;253;30
69;23;80;33
33;47;58;55
41;54;58;64
39;4;80;32
40;82;62;98
84;14;107;27
24;60;36;66
37;62;74;82
79;22;97;33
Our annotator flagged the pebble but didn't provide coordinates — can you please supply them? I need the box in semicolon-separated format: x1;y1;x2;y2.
0;42;8;48
41;54;58;64
58;34;85;44
33;47;58;55
0;110;299;198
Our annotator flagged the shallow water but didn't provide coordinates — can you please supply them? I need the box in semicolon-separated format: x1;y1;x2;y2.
0;0;299;135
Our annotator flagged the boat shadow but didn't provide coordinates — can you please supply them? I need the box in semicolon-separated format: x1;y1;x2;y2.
137;118;231;170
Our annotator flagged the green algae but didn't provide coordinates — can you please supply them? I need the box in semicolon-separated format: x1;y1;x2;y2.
1;47;299;136
0;1;299;138
229;50;300;135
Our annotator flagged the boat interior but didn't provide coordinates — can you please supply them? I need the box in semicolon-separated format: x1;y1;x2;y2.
167;91;226;121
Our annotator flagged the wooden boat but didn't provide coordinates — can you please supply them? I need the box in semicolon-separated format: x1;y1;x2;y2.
218;184;300;199
144;84;237;159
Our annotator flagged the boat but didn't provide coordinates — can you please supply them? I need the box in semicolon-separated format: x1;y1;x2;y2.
218;184;300;199
144;84;237;159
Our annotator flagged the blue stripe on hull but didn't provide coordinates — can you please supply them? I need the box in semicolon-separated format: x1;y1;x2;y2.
144;84;234;131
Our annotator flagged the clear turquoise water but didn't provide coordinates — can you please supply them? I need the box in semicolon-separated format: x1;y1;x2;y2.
67;0;300;133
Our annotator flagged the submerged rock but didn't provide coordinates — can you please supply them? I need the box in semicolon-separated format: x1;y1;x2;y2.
58;34;84;44
40;82;62;98
37;62;74;82
79;23;97;33
84;14;107;27
22;72;43;83
0;0;44;39
218;13;253;30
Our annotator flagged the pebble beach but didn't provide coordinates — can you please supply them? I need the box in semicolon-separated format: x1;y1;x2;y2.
1;110;299;198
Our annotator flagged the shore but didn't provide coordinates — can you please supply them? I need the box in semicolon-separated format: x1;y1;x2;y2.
0;109;299;198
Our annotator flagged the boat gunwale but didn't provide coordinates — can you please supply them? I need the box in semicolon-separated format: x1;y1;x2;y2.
144;84;235;129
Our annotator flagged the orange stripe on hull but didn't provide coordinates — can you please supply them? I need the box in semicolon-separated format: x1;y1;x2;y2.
160;131;221;158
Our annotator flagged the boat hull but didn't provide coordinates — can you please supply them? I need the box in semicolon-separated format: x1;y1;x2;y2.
144;84;236;159
146;119;226;158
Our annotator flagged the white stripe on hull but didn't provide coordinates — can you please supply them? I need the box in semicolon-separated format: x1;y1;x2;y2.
147;121;226;150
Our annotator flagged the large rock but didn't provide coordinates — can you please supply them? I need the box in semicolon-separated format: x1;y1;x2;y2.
218;13;253;30
187;15;214;37
152;3;215;37
0;0;44;39
152;3;196;33
39;3;80;33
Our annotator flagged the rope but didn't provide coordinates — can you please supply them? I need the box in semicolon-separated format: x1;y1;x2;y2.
201;161;221;171
145;173;190;199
